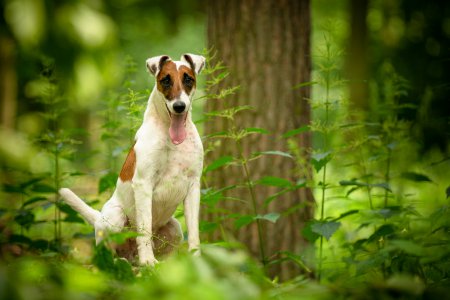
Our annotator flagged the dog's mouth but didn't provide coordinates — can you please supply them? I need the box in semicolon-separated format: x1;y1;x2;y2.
167;109;187;145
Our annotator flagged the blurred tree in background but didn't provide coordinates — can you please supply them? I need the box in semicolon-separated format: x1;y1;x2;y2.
204;0;313;280
346;0;450;152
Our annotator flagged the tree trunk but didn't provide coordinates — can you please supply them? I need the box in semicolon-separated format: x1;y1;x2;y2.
347;0;369;114
204;0;314;280
0;35;17;129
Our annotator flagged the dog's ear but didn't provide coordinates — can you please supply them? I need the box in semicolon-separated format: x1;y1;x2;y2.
181;54;206;75
146;55;171;76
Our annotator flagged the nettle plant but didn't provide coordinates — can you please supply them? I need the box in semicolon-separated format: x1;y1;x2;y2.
199;51;307;268
1;62;83;254
301;33;450;287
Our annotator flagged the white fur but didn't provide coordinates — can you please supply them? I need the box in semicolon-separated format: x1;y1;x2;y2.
60;54;205;265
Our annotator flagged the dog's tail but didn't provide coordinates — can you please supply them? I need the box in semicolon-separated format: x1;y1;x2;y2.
59;188;101;226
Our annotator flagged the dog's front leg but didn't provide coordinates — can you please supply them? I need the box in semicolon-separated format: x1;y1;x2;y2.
133;176;158;265
184;180;201;255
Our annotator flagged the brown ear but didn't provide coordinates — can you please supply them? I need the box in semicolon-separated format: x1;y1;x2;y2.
146;55;171;76
181;54;206;74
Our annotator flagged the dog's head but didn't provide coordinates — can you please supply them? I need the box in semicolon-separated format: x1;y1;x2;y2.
146;54;205;145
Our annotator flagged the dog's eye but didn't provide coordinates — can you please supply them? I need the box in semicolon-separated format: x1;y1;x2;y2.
183;73;194;87
160;75;171;88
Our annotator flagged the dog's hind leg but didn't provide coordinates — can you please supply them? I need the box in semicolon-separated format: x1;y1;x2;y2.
95;198;126;245
153;217;183;257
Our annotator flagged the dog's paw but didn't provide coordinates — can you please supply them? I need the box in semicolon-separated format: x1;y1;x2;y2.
190;247;201;257
139;256;159;266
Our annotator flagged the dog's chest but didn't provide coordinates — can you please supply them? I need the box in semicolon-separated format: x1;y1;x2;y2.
149;144;201;224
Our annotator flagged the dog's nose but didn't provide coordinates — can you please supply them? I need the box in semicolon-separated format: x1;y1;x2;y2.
173;101;186;113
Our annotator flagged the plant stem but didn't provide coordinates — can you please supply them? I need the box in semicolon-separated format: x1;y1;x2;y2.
359;148;373;209
384;147;391;208
318;39;332;283
53;128;61;248
236;138;266;266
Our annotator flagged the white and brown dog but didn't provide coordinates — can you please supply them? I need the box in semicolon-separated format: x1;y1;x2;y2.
60;54;205;265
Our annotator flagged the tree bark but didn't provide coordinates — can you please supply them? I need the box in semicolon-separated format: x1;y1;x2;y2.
204;0;314;280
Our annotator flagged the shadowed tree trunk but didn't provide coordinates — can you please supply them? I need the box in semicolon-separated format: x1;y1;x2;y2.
347;0;369;114
0;35;17;129
204;0;314;280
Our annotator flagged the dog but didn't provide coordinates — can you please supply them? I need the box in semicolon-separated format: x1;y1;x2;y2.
59;54;205;265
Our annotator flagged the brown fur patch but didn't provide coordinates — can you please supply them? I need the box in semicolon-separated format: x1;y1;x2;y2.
119;144;136;182
179;65;196;94
156;61;196;100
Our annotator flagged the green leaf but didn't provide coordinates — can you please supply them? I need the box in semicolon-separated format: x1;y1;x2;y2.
282;126;309;138
256;151;293;159
204;156;234;173
302;220;320;242
93;244;115;273
242;127;270;135
199;221;219;233
255;212;280;223
311;151;332;172
201;185;236;206
98;172;118;194
311;220;341;241
401;171;432;183
234;215;255;229
31;183;57;194
20;178;45;190
108;231;141;245
367;224;396;243
332;209;359;221
113;257;135;282
22;197;48;208
339;180;392;192
388;240;424;256
14;210;35;229
256;176;293;188
374;206;401;219
292;81;318;89
63;214;85;224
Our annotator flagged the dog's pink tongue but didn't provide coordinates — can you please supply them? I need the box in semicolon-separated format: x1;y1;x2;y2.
169;114;187;145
